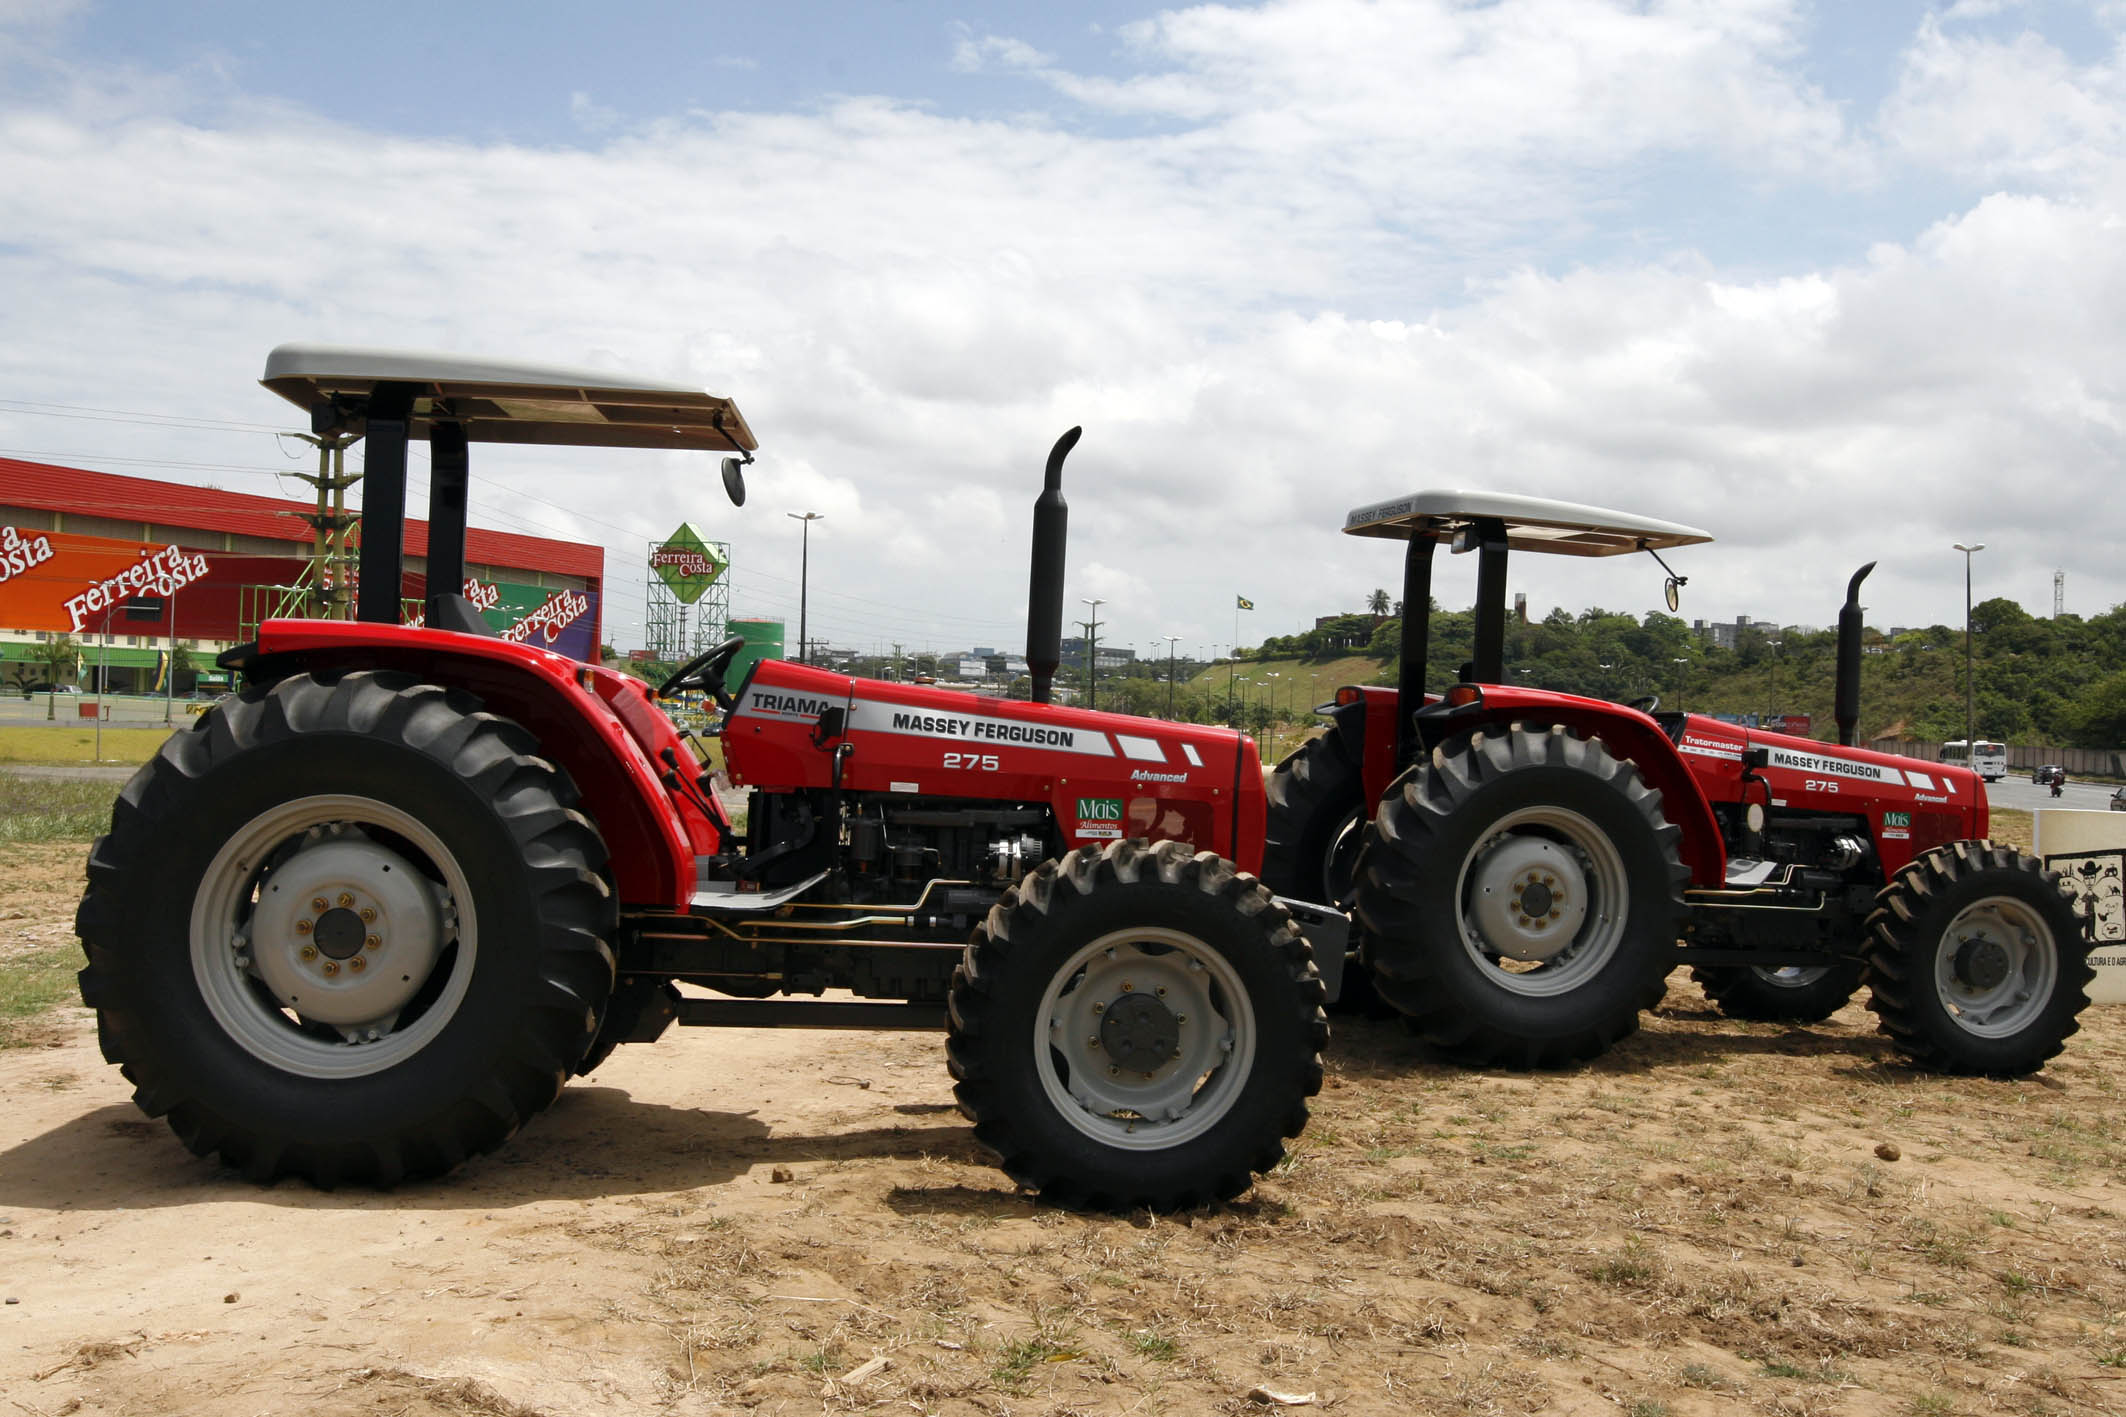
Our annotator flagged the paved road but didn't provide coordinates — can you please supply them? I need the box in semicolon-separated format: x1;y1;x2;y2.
1986;774;2119;814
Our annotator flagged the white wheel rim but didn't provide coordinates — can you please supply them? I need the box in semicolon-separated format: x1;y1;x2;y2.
1933;896;2057;1039
1035;926;1256;1151
190;793;475;1079
1454;805;1629;997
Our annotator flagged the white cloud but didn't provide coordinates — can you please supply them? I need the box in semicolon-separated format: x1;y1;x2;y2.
1879;14;2126;188
0;2;2118;655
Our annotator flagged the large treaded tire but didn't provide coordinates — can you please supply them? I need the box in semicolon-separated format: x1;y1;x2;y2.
1262;729;1393;1014
947;839;1327;1211
1690;961;1864;1023
1352;724;1687;1068
75;670;617;1186
1862;841;2091;1076
1262;731;1365;905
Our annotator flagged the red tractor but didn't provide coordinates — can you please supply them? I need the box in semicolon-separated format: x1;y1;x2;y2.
75;347;1329;1210
1262;492;2092;1074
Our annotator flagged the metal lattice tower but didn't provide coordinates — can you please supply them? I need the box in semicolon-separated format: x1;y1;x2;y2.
2054;569;2065;618
645;537;732;662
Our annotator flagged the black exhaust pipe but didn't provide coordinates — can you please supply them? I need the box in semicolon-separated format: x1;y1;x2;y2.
1026;427;1080;704
1835;561;1875;747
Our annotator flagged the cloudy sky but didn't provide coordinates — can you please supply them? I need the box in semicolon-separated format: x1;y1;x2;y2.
1;0;2121;663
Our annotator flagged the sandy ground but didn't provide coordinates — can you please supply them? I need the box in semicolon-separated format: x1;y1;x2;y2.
6;839;2126;1417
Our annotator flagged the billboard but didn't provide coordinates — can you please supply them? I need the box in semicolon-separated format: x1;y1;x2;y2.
649;523;726;605
1;521;601;663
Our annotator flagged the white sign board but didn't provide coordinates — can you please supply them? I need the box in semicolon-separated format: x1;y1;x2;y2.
2035;809;2126;1004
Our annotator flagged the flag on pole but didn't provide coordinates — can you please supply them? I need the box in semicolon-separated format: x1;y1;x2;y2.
1236;596;1254;611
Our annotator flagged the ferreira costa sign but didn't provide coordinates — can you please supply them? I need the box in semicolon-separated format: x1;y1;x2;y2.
65;544;211;632
650;523;726;605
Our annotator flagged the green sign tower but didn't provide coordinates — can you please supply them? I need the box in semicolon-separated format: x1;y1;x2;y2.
645;523;732;664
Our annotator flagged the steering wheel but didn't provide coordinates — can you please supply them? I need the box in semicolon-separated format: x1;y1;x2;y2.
658;636;746;710
1626;694;1660;713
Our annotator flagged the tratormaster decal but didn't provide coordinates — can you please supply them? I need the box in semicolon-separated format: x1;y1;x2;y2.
734;686;844;723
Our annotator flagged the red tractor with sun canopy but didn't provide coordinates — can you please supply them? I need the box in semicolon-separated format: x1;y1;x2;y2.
74;347;1330;1210
1261;491;2092;1074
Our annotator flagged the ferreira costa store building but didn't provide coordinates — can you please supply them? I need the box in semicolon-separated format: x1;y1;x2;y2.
0;459;604;690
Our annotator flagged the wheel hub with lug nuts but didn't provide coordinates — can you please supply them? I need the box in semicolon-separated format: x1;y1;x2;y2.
247;832;451;1036
1955;934;2012;992
1467;835;1589;963
1099;991;1181;1072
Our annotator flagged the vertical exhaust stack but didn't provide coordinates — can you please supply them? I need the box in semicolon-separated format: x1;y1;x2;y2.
1835;561;1876;747
1026;427;1080;704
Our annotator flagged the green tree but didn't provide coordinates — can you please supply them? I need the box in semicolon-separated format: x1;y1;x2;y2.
34;635;79;720
1367;587;1391;616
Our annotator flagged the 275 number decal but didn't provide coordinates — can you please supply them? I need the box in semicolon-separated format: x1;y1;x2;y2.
943;752;1000;771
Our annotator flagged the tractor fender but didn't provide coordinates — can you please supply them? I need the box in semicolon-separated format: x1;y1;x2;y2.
1449;686;1726;888
225;621;696;911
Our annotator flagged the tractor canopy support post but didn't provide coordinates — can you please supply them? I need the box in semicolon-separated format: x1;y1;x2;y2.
1835;561;1876;747
425;420;469;615
1397;534;1435;770
356;383;416;625
1469;517;1509;685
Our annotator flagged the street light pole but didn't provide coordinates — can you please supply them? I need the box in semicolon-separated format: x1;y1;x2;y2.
1164;634;1181;718
1080;598;1104;710
787;512;824;664
1953;542;1985;753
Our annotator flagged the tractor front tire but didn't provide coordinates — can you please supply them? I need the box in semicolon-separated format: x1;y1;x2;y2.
1262;729;1392;1013
1862;841;2091;1076
1691;961;1864;1023
75;670;616;1185
947;839;1327;1210
1262;730;1366;906
1352;724;1688;1067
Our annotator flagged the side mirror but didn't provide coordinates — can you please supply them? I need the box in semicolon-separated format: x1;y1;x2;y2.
811;705;847;748
721;455;748;508
1664;577;1681;613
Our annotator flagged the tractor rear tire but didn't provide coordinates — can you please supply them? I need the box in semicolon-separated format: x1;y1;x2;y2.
1352;724;1688;1067
75;670;617;1185
1862;841;2091;1076
947;839;1327;1210
1691;961;1864;1023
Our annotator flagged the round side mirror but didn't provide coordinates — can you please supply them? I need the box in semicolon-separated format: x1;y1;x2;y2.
1664;577;1680;613
722;456;748;508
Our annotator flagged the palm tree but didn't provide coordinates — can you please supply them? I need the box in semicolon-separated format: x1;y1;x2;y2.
34;635;80;720
1367;588;1391;616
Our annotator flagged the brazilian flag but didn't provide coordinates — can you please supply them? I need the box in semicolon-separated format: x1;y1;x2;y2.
1236;596;1254;611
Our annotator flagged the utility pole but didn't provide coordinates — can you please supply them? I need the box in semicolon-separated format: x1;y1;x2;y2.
1078;598;1104;710
1954;542;1985;753
285;431;363;619
891;642;904;681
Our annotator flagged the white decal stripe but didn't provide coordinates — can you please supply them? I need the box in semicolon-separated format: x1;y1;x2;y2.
1182;743;1204;767
845;698;1116;757
1765;746;1905;785
1115;734;1167;763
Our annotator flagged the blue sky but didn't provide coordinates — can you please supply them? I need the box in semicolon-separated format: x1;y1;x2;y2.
3;1;2124;657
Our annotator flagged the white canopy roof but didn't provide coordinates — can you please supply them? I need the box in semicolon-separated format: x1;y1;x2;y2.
260;343;757;452
1342;489;1712;556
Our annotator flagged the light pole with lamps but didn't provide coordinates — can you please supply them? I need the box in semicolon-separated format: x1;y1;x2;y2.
787;512;823;664
1164;634;1181;718
1672;656;1690;711
1079;598;1104;710
1953;542;1985;754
